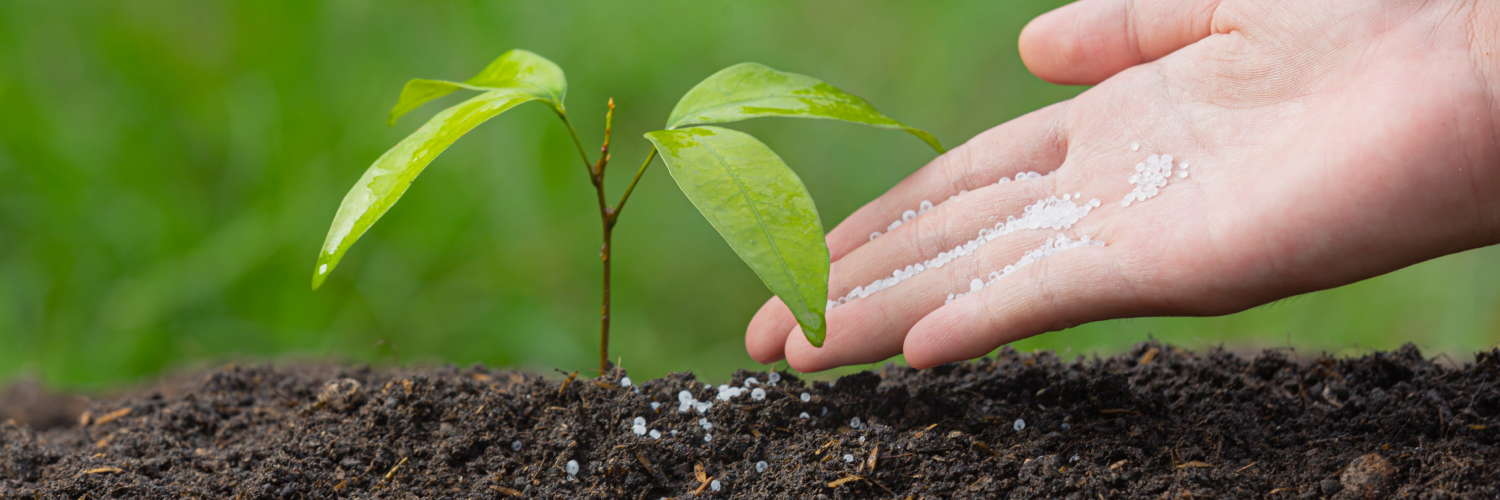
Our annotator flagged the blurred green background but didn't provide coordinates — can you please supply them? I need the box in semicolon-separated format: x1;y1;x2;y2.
2;0;1497;390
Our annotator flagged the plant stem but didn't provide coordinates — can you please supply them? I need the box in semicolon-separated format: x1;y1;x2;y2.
557;99;659;376
592;100;615;375
558;110;594;173
611;147;657;221
595;146;658;375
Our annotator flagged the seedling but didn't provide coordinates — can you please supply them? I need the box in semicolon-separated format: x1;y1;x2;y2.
312;49;942;373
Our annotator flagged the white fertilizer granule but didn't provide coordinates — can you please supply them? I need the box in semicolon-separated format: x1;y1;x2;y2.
850;417;863;429
1122;153;1181;207
705;434;712;442
745;377;759;386
756;461;769;473
946;234;1105;304
1014;419;1026;431
844;454;854;462
835;194;1098;309
711;480;721;492
1130;141;1139;151
566;460;579;476
799;412;810;419
649;429;661;439
800;393;811;402
872;173;1047;240
751;388;766;401
650;402;660;411
511;440;522;451
620;377;632;387
767;372;780;385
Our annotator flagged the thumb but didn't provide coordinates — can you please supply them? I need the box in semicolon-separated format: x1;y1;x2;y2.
1019;0;1224;85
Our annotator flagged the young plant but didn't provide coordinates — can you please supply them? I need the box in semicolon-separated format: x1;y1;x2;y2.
312;49;942;374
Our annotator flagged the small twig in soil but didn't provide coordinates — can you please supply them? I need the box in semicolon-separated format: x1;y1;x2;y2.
1175;461;1213;469
826;475;895;496
1138;347;1160;366
693;476;714;496
1236;462;1259;473
376;457;408;489
692;463;713;496
92;407;131;426
80;467;123;475
636;453;659;477
558;371;579;397
1100;409;1141;416
867;477;897;496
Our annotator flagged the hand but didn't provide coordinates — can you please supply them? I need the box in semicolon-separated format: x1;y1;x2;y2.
746;0;1500;372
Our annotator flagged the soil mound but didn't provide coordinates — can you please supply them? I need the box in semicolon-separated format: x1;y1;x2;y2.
2;343;1496;499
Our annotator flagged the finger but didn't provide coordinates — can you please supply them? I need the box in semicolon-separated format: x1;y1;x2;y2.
1018;0;1224;85
824;103;1070;261
784;227;1072;373
745;296;797;363
902;245;1139;369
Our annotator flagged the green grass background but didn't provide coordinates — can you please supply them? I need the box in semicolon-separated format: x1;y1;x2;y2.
2;0;1497;389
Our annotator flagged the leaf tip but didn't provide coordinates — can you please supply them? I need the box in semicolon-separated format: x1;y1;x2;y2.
803;326;825;348
311;259;332;291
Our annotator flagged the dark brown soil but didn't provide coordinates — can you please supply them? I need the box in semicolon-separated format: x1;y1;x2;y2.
3;343;1498;499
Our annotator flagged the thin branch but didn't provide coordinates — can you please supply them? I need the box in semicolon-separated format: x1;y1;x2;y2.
556;111;595;174
610;147;657;226
596;98;614;178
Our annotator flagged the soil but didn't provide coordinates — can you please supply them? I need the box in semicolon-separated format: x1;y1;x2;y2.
2;342;1497;499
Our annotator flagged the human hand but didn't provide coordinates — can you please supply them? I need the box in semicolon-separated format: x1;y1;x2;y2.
747;0;1500;371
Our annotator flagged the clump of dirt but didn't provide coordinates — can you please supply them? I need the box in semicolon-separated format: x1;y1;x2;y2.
2;343;1497;499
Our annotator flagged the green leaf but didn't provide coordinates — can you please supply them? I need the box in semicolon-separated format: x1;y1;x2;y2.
666;63;944;153
644;126;831;346
314;88;546;290
386;49;567;126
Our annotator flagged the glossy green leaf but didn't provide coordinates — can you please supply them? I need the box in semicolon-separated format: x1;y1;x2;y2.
314;88;545;290
666;63;944;153
644;126;831;346
386;49;567;126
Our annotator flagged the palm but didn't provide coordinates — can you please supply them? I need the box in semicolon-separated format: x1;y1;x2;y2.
747;0;1500;372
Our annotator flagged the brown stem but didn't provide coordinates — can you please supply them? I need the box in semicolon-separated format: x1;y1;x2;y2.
563;98;656;376
591;99;616;375
599;221;614;375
